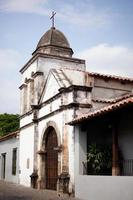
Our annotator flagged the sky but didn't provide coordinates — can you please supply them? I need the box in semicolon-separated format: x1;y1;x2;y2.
0;0;133;114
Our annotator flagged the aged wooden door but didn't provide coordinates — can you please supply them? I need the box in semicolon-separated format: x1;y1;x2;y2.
45;128;58;190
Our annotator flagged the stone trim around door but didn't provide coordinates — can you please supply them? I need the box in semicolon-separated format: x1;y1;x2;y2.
37;121;61;190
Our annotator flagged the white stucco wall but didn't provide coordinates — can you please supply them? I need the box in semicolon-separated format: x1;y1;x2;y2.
21;59;38;84
93;87;129;100
38;57;85;75
42;72;60;102
21;60;38;83
19;126;34;186
74;122;133;200
94;78;133;92
67;119;75;191
75;175;133;200
20;113;33;128
0;137;19;183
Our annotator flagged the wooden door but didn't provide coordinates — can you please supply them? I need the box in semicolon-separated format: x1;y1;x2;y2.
45;128;58;190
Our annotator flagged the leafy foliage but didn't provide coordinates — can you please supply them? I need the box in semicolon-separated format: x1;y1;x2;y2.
87;143;112;175
0;113;19;136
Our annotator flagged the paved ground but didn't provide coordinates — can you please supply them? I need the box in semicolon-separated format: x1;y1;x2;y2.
0;180;80;200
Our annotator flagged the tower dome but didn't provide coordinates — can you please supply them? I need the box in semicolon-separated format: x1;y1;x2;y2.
33;27;73;57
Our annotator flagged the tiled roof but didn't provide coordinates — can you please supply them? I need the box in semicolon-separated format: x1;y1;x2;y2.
0;131;19;142
68;96;133;125
63;69;133;83
93;93;133;103
87;72;133;82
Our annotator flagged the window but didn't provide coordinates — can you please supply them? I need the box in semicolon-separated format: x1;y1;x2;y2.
26;158;30;169
12;148;17;175
1;153;6;179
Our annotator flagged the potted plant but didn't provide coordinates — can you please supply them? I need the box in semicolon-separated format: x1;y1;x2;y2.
87;143;112;175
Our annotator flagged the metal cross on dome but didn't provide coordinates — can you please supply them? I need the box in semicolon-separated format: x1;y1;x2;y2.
50;11;56;28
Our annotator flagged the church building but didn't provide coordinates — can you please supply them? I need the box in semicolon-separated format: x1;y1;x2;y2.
0;21;133;200
18;25;87;192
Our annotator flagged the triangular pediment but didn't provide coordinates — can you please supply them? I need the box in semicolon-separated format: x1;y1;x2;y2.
39;68;89;104
39;70;61;103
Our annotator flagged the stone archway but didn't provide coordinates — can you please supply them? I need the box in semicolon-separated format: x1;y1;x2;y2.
38;121;61;190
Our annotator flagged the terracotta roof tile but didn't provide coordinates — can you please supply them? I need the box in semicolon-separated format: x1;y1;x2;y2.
93;93;133;103
0;131;19;142
87;72;133;82
68;96;133;125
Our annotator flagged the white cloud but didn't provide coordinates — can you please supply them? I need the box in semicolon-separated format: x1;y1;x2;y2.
0;0;111;27
0;49;20;72
0;0;49;15
0;48;21;114
57;3;109;27
0;80;19;114
76;44;133;78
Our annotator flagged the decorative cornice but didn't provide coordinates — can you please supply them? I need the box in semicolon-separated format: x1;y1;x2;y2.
32;71;44;78
60;103;92;109
19;122;34;130
59;85;92;93
38;107;64;122
19;83;27;90
40;93;61;107
32;44;74;57
25;78;34;83
19;53;85;74
34;52;85;64
20;84;92;119
19;55;38;73
31;105;41;109
19;110;33;119
20;101;92;129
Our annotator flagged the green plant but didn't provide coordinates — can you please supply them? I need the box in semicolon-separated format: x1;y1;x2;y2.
87;143;112;175
0;113;19;136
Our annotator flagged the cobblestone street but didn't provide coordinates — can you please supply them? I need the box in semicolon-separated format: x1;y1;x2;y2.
0;181;80;200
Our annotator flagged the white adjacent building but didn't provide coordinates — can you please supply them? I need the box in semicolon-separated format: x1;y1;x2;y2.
0;132;19;183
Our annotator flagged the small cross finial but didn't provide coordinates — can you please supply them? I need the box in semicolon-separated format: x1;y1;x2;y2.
50;11;56;28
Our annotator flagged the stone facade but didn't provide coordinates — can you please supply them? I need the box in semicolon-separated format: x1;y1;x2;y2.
19;26;88;193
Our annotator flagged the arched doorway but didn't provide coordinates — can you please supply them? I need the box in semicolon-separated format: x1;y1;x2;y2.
45;127;58;190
